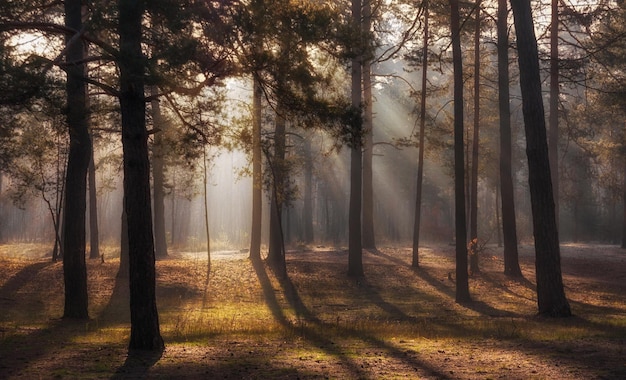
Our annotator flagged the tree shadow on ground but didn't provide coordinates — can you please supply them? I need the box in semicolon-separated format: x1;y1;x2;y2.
254;255;453;379
111;349;162;379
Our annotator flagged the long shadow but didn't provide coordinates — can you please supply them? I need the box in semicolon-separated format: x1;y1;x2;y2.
373;248;522;318
268;256;454;380
251;257;368;378
0;260;54;296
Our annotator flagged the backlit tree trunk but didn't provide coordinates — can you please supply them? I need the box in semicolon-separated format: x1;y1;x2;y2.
348;0;364;277
451;0;471;302
412;0;428;268
362;0;375;250
62;0;90;320
469;0;481;275
118;0;164;350
88;142;100;260
498;0;522;277
151;85;168;259
549;0;559;226
250;77;262;262
268;105;287;277
510;0;571;317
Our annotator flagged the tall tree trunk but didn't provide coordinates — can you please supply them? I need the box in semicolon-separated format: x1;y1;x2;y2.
622;150;626;248
451;0;471;303
250;77;262;262
151;85;168;259
118;0;164;350
62;0;90;320
412;0;429;268
469;0;481;275
362;0;376;250
117;205;129;279
302;138;314;244
549;0;559;227
202;146;211;276
498;0;521;277
88;137;100;260
348;0;364;277
510;0;571;317
268;106;287;276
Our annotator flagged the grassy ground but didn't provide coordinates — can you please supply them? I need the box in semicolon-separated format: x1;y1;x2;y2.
0;242;625;379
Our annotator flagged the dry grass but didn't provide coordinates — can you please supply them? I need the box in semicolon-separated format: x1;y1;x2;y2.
0;243;625;379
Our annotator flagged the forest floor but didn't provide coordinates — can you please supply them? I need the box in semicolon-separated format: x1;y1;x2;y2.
0;242;625;379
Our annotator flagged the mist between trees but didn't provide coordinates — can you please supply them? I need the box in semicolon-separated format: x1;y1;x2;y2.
1;0;625;350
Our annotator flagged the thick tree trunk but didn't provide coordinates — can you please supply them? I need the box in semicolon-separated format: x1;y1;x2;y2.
118;0;164;351
510;0;571;317
348;0;363;277
88;139;100;260
412;0;428;268
362;0;375;250
62;0;90;320
469;0;481;275
622;152;626;248
151;86;168;259
498;0;522;277
250;77;262;262
451;0;471;303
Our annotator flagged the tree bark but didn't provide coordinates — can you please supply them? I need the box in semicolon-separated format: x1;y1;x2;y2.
622;148;626;248
151;85;168;259
118;0;164;350
498;0;522;277
117;206;129;278
348;0;363;277
250;77;262;262
510;0;571;317
302;138;314;244
451;0;470;303
88;136;100;260
268;105;287;276
362;0;375;250
549;0;559;226
62;0;90;320
469;0;481;275
412;0;428;268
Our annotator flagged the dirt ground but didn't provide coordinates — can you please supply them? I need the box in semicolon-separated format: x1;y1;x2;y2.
0;242;625;379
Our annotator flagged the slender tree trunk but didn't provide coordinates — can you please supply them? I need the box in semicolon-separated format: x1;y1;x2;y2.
469;0;482;275
412;0;429;268
451;0;471;302
151;86;168;259
495;186;502;247
118;0;164;350
622;150;626;248
250;77;262;262
302;138;314;244
362;0;375;250
498;0;522;277
348;0;364;277
510;0;571;317
203;147;211;275
62;0;90;320
88;138;100;260
549;0;560;226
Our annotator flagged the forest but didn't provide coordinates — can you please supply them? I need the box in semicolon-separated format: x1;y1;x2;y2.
0;0;625;378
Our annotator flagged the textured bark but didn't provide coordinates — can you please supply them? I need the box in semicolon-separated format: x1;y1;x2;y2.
62;0;90;320
151;86;168;259
249;77;262;262
117;206;129;279
622;154;626;248
412;0;428;268
498;0;522;277
510;0;571;317
348;0;363;277
118;0;164;350
451;0;470;303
